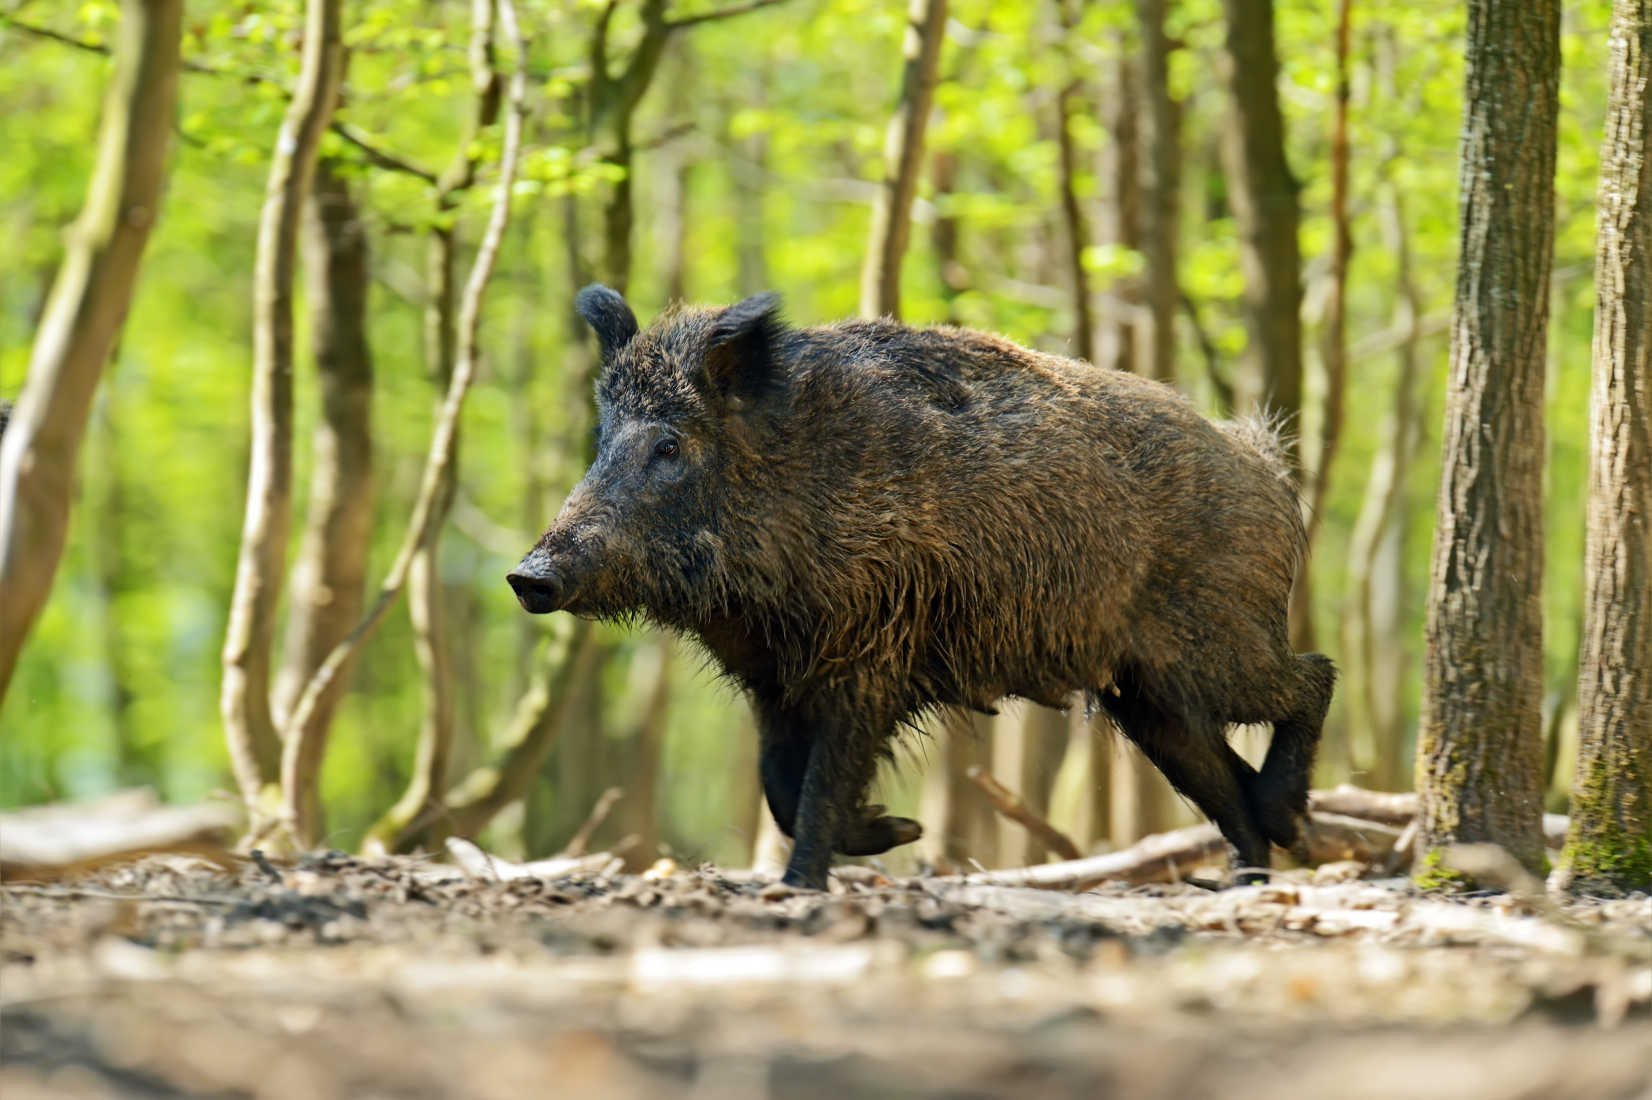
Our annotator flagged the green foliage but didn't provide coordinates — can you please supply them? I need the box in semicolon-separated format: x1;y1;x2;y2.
0;0;1620;864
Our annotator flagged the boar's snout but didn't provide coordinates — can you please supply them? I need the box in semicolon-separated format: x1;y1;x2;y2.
506;561;568;615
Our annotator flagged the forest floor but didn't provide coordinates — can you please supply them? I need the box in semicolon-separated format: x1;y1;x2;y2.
1;853;1649;1100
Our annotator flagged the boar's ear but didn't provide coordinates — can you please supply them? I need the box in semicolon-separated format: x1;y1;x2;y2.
574;284;639;364
703;292;785;410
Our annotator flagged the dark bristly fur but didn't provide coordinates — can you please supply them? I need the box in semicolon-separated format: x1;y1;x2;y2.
510;287;1336;890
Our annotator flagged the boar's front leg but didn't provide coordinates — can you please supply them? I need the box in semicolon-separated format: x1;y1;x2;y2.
758;698;921;888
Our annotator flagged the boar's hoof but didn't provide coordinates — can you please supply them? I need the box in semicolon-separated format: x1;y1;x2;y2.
838;807;924;856
1246;778;1312;863
778;867;830;892
1233;868;1271;887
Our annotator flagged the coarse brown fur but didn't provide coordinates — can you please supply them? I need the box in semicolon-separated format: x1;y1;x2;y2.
511;288;1335;889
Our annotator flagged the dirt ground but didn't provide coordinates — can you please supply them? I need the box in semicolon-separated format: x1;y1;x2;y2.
2;853;1649;1099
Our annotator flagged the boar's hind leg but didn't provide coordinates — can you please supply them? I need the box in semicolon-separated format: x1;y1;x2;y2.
1101;683;1272;884
1246;653;1336;860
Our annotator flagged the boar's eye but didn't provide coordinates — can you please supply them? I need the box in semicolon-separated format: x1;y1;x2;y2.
653;437;680;460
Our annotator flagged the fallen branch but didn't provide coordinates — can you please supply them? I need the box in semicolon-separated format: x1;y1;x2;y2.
443;837;620;882
965;765;1082;861
961;823;1228;890
0;791;239;881
956;811;1410;891
1310;786;1570;847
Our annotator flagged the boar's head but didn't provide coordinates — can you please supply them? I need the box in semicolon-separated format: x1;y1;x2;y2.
508;284;789;625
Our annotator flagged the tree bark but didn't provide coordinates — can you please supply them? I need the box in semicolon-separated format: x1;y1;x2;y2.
859;0;948;320
1052;1;1095;365
0;0;182;706
1557;0;1652;895
221;0;345;815
274;160;375;748
1217;0;1303;453
1415;0;1559;879
1099;52;1141;375
1135;0;1180;385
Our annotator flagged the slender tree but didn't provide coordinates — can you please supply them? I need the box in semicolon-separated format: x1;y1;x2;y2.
1052;0;1095;364
279;0;528;848
1135;0;1180;385
1306;0;1354;546
274;160;376;759
860;0;948;319
1099;52;1141;375
1556;0;1652;895
1217;0;1303;456
0;0;183;705
1415;0;1559;879
221;0;345;815
370;0;504;853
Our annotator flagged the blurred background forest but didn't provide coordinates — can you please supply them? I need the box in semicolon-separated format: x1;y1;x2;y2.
0;0;1616;870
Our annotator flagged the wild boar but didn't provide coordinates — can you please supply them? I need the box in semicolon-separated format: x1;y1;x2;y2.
510;286;1335;890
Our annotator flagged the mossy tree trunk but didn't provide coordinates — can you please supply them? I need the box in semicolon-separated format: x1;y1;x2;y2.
1415;0;1559;880
1556;0;1652;895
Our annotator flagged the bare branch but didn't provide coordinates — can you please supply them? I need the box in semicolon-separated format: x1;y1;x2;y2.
965;765;1082;861
330;122;438;183
665;0;791;30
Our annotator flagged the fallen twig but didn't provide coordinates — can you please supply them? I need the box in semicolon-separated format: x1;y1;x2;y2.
965;765;1082;861
562;787;623;858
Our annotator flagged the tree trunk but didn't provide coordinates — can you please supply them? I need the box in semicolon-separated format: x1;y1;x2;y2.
274;160;375;750
1343;171;1422;792
1052;1;1095;365
0;0;182;706
1306;0;1353;546
1099;53;1141;375
930;148;968;323
1046;708;1107;852
859;0;948;320
1217;0;1302;441
278;0;527;847
614;635;672;870
1556;0;1652;895
1415;0;1559;879
221;0;345;816
1108;737;1175;847
920;708;998;869
89;403;147;786
991;703;1066;865
1135;0;1180;385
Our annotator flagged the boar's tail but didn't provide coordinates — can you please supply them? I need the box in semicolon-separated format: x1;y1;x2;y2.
1218;412;1298;492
